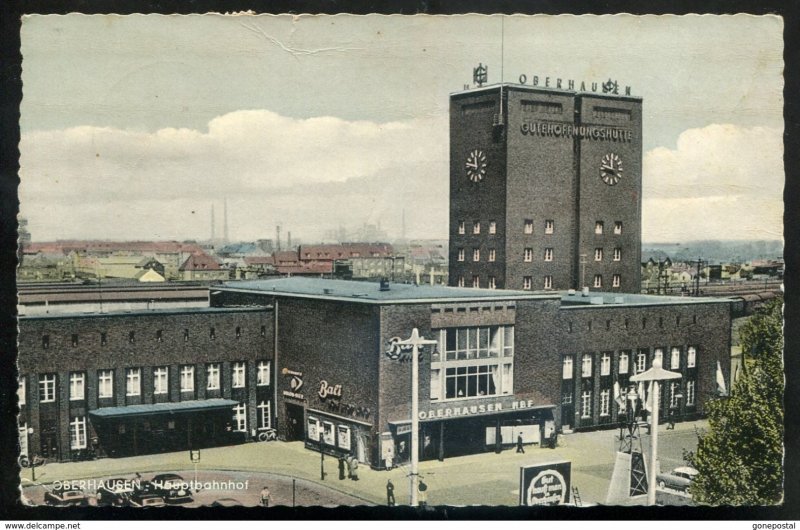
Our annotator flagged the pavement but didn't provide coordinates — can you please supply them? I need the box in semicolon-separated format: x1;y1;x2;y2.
19;419;707;507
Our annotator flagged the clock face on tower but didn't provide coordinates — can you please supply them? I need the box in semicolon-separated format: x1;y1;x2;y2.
465;149;487;182
600;153;623;185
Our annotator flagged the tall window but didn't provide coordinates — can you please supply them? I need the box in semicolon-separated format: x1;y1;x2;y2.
544;275;553;290
458;220;465;235
232;403;247;432
207;364;221;390
544;248;553;261
613;248;621;261
671;348;681;370
472;221;481;235
593;275;602;288
488;221;496;234
69;372;85;401
472;275;480;288
39;374;56;403
601;353;611;376
232;362;246;388
524;219;533;234
600;389;610;416
473;248;480;262
257;361;271;386
523;248;533;262
545;220;554;234
180;365;195;392
18;376;26;406
594;248;603;261
457;276;465;287
581;390;592;418
153;367;168;395
488;276;496;289
669;382;681;408
687;346;697;368
581;354;593;378
98;370;113;399
434;326;514;399
635;351;647;374
457;248;465;262
686;380;696;405
69;416;87;450
488;249;496;262
126;368;141;397
612;274;621;288
619;352;629;374
614;221;623;234
595;221;604;234
523;276;532;290
562;355;573;379
71;334;79;347
654;348;664;365
257;401;271;430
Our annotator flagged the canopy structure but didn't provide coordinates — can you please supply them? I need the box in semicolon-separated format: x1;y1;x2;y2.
89;398;238;419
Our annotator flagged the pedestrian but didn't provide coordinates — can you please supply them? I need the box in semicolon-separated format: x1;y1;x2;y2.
338;456;346;480
260;485;272;507
345;455;353;479
350;457;359;481
516;432;525;454
386;479;395;506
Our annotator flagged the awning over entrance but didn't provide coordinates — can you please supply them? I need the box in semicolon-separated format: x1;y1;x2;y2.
89;398;238;419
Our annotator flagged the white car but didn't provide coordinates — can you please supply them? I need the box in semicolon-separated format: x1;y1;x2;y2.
657;466;698;493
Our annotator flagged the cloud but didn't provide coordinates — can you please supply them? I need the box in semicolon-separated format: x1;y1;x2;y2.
642;124;783;241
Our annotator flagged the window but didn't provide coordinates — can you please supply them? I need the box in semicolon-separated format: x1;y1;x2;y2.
257;361;271;386
39;374;56;402
473;221;481;235
42;335;49;349
430;368;442;400
595;221;604;234
232;403;247;432
472;275;480;288
457;276;465;287
686;380;696;405
613;248;621;261
595;248;603;261
71;334;79;347
434;326;514;399
601;353;611;376
545;220;554;234
523;276;532;290
473;248;480;262
600;389;610;416
457;248;465;262
562;355;573;379
307;417;320;442
614;221;623;234
98;370;113;399
232;362;246;388
322;421;335;445
201;364;219;391
125;368;141;397
523;248;533;262
128;331;135;344
180;365;195;392
635;351;647;374
593;275;602;288
581;390;592;418
544;248;553;261
337;425;351;450
458;221;465;235
69;416;87;450
18;376;26;405
654;348;664;365
65;372;84;401
669;382;681;409
153;367;168;395
544;275;553;290
671;348;681;370
156;329;163;342
619;352;629;374
183;329;189;342
581;354;593;378
257;401;271;430
261;325;266;337
210;327;216;340
489;221;496;234
488;276;496;289
488;249;496;262
100;332;107;346
235;326;241;338
524;219;533;234
613;274;621;288
562;391;573;405
687;347;697;368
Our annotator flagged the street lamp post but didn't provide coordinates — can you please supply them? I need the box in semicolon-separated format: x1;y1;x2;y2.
395;328;437;507
630;358;681;505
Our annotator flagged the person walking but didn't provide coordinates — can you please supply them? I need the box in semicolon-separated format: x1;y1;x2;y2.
516;432;525;454
350;457;359;481
386;479;395;506
338;456;346;480
260;485;272;507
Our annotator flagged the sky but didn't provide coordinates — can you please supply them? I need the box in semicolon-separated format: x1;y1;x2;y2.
19;14;784;244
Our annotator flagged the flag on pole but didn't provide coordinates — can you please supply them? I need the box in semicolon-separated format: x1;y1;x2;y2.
614;381;625;411
716;360;728;396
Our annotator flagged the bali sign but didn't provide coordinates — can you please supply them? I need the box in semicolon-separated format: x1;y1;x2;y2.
519;461;572;506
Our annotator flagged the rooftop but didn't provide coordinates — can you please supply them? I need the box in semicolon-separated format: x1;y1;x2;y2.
19;305;268;321
218;277;557;304
560;290;734;308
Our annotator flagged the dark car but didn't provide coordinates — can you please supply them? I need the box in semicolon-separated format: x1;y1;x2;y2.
149;473;193;504
657;466;698;493
44;487;88;507
128;490;166;508
96;477;136;507
209;498;243;507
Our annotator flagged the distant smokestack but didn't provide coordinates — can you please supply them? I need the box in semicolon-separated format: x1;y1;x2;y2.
211;204;216;242
287;231;292;249
223;198;229;244
276;224;281;251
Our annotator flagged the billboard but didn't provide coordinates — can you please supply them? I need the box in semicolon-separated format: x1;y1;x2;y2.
519;460;572;506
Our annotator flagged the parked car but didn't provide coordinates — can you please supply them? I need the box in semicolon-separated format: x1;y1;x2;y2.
128;490;166;508
149;473;193;504
657;466;698;493
96;477;136;507
209;498;243;507
44;487;88;507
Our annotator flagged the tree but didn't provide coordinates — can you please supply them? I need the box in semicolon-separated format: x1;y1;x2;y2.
687;297;784;505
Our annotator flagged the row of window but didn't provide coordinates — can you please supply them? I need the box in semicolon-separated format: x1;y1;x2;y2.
562;347;697;380
574;380;696;419
41;326;267;349
456;247;621;263
567;314;699;333
456;220;624;236
22;361;271;404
